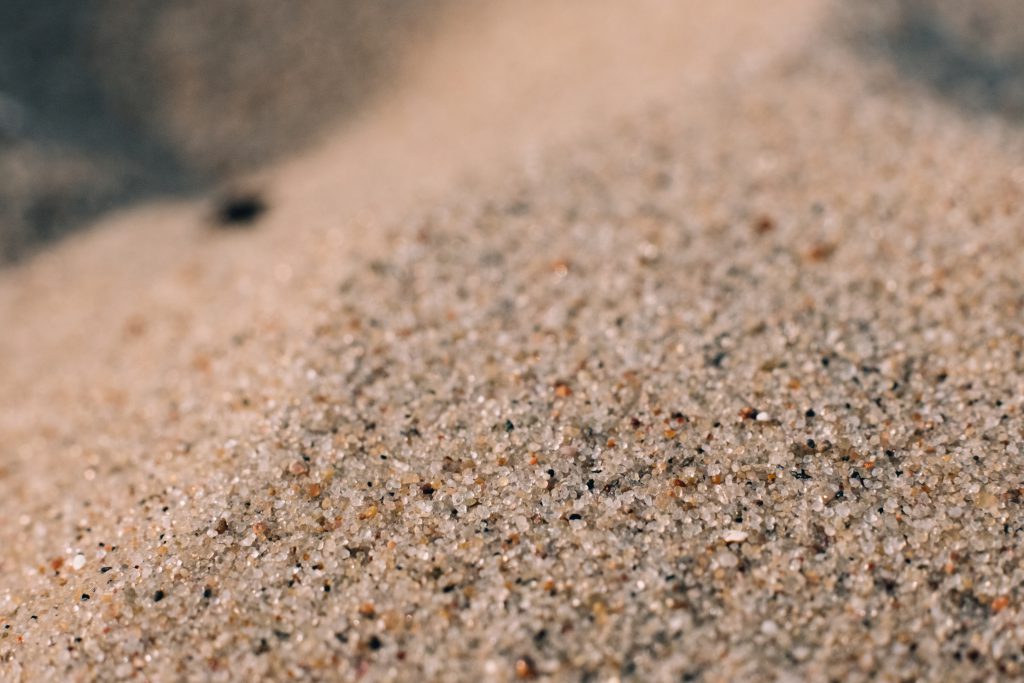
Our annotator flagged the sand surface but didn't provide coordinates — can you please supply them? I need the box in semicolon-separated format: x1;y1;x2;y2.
3;1;1024;681
0;0;438;261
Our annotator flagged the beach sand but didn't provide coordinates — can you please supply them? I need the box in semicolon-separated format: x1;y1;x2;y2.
2;2;1024;680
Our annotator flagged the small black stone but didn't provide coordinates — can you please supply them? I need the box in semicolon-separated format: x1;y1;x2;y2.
153;590;165;602
215;192;267;227
568;513;582;520
100;566;112;573
504;419;515;432
81;594;90;601
805;409;816;418
367;635;383;651
203;587;213;599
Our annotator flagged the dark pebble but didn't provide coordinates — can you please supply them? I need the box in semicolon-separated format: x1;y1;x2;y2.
214;192;267;227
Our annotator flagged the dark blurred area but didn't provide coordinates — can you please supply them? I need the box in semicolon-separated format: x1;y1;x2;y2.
0;0;436;263
840;0;1024;120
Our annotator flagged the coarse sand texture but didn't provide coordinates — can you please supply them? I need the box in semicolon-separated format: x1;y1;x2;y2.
2;1;1024;681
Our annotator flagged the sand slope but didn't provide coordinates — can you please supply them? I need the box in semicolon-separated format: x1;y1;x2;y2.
3;2;1024;681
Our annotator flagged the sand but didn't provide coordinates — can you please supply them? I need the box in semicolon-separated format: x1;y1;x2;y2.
0;0;437;261
3;1;1024;681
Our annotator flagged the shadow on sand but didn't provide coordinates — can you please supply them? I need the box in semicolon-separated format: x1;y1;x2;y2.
0;0;437;263
842;0;1024;123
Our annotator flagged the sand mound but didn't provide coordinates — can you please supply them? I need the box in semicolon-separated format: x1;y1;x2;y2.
2;2;1024;681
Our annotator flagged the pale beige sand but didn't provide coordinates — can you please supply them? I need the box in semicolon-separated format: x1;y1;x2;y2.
3;2;1024;681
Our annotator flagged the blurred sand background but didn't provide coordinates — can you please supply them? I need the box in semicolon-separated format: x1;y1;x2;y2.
3;0;1024;261
3;1;1024;681
0;0;441;262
